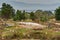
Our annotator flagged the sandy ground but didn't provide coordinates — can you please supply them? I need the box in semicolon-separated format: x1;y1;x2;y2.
17;22;47;29
0;20;47;29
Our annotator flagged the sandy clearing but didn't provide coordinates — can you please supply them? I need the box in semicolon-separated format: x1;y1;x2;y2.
17;22;47;29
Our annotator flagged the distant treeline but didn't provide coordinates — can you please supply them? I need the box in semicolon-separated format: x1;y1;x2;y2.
0;3;60;22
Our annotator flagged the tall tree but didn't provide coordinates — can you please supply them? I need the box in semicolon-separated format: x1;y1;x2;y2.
1;3;15;20
30;12;35;21
13;10;22;21
55;7;60;20
22;10;25;20
11;8;15;18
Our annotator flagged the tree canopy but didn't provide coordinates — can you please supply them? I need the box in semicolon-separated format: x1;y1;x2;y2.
1;3;15;20
55;7;60;20
0;3;54;22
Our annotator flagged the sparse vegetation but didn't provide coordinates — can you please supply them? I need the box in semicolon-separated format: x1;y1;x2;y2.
0;2;60;40
1;26;60;40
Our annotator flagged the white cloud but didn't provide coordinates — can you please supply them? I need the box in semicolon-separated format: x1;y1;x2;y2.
13;0;60;4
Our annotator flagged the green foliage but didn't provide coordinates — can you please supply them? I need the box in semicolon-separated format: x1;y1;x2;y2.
13;10;22;21
34;10;53;22
1;3;15;20
40;16;48;22
13;10;29;21
25;12;30;19
55;7;60;20
22;10;26;20
30;12;35;21
0;3;53;22
35;10;43;19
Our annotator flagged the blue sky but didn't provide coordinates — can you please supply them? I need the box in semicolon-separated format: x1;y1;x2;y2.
0;0;60;12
